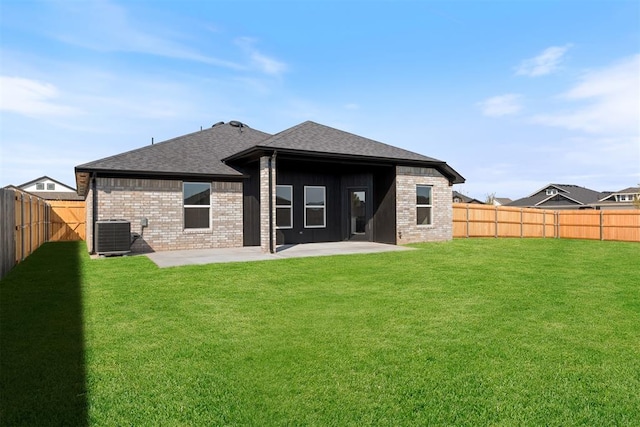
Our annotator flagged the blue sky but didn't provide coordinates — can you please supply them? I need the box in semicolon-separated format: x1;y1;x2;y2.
1;0;638;200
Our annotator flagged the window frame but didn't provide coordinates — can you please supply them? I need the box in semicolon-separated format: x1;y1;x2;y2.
416;185;433;226
36;183;45;190
304;185;326;229
47;183;55;190
275;185;293;229
183;182;211;230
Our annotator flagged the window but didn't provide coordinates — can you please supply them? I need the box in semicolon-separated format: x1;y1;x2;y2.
36;183;45;190
304;186;326;228
546;188;558;196
183;182;211;229
47;183;55;190
276;185;293;229
416;185;432;226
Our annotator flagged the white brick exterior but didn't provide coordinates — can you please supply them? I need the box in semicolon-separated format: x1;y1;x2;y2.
87;178;243;253
395;166;453;243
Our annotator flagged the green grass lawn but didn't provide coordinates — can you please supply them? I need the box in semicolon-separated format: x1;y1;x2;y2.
1;239;639;426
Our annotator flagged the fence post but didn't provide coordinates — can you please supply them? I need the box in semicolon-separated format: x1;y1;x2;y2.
600;210;604;241
29;195;33;257
466;204;470;238
520;209;524;238
20;193;24;261
494;206;498;238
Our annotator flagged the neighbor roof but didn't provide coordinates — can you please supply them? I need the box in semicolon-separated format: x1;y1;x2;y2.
598;186;640;202
452;191;484;204
17;175;77;192
508;184;604;207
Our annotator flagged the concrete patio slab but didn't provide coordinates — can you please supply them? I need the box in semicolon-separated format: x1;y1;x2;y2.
146;241;413;268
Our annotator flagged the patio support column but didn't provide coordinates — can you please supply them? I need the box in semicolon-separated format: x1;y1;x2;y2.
259;154;277;253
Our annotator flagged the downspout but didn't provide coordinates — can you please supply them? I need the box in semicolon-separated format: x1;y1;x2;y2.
91;173;97;254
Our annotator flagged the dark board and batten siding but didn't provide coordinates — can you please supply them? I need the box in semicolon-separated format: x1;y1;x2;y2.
240;163;261;247
274;160;397;245
276;167;342;244
372;171;397;244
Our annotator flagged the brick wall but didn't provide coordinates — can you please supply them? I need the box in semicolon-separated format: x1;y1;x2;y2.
395;166;453;243
87;177;243;253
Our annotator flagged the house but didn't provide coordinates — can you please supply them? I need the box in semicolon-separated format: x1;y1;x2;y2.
75;120;464;254
595;187;640;210
493;197;512;206
508;184;603;210
16;176;84;201
452;191;484;204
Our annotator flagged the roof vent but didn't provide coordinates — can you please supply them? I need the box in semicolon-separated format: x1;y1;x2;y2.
229;120;246;128
212;121;224;127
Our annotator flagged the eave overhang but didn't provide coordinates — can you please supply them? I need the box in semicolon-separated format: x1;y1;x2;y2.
223;147;465;185
74;167;247;198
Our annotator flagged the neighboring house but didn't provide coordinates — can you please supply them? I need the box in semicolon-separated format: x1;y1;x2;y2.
75;120;464;254
508;184;603;210
595;187;640;210
493;197;512;206
16;176;84;201
452;191;484;204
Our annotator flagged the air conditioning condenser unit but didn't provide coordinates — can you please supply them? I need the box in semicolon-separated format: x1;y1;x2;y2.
95;220;131;255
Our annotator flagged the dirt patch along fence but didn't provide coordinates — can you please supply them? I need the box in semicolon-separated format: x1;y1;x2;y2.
453;203;640;242
0;188;86;280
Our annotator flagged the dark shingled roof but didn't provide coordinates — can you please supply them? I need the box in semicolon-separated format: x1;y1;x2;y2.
76;123;272;177
76;120;465;195
508;184;604;207
225;121;464;183
258;121;442;162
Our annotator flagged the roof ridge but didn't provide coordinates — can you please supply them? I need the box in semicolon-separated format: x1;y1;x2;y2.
261;120;444;162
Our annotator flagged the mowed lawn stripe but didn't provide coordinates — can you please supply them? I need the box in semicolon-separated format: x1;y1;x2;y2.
1;239;638;426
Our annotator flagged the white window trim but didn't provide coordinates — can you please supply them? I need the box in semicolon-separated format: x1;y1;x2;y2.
304;185;326;229
416;185;433;227
546;189;558;196
276;185;293;229
183;182;211;230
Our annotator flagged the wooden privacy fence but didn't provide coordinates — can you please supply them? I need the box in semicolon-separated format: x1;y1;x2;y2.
49;200;86;241
0;188;86;280
453;203;640;242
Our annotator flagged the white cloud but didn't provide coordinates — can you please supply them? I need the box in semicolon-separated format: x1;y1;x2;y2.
236;37;288;76
531;54;640;134
478;93;522;117
51;0;243;69
516;44;572;77
0;76;80;117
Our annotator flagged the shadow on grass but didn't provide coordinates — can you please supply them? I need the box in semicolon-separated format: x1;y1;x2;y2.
0;242;87;426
